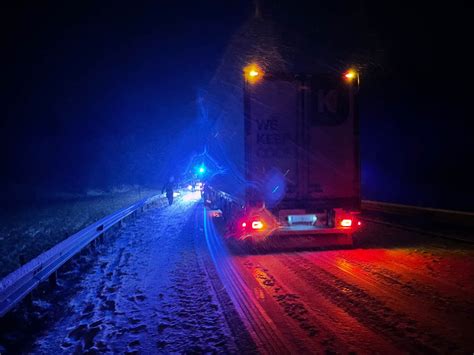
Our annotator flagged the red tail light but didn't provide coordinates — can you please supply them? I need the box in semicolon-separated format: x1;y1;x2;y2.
340;219;352;227
234;207;277;240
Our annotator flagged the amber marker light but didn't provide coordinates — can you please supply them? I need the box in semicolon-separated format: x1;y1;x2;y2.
344;69;357;81
244;63;264;84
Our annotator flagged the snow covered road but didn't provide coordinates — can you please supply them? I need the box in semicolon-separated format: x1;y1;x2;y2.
30;192;250;354
205;212;474;353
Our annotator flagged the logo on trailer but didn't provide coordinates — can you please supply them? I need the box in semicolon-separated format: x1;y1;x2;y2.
310;77;350;126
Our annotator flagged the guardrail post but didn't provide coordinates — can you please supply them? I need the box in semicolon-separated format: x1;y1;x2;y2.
25;291;33;309
49;271;58;288
223;200;228;220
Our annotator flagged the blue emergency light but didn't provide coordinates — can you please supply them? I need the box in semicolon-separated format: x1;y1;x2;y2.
197;164;206;175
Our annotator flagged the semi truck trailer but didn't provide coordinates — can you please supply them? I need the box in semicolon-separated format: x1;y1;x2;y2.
205;66;361;247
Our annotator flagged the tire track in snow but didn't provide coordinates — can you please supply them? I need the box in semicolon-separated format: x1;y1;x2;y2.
354;220;474;295
235;255;399;354
306;251;474;352
282;253;460;353
202;209;293;354
336;248;474;305
329;252;474;322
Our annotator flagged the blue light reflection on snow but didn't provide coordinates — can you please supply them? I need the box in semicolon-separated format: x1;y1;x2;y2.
203;207;228;265
202;207;253;331
181;190;202;203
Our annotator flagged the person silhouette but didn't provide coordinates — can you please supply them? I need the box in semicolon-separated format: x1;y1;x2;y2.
162;176;175;205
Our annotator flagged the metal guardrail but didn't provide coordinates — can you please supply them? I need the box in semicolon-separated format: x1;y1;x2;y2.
205;185;244;205
203;186;244;219
361;200;474;227
0;194;168;317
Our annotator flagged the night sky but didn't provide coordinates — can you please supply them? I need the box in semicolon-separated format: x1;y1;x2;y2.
1;1;472;210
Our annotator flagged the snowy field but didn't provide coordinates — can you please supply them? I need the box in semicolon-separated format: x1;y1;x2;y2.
0;188;161;278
